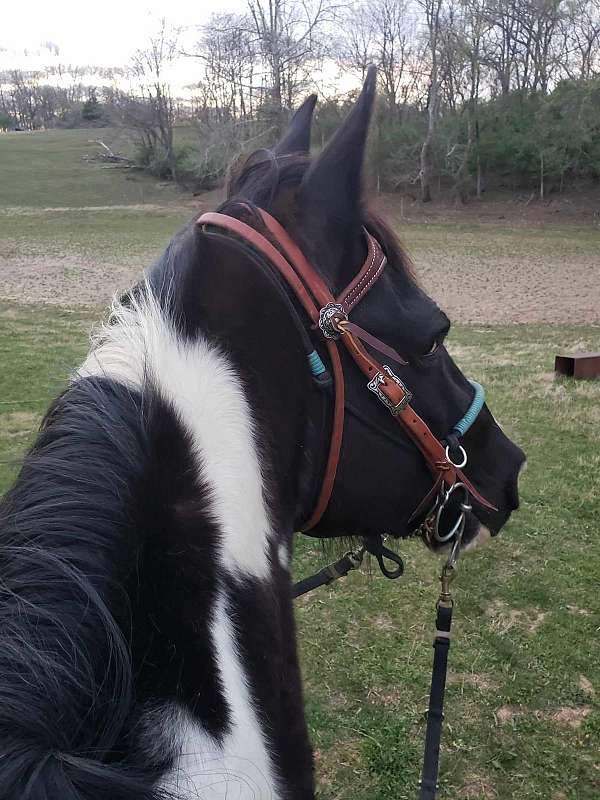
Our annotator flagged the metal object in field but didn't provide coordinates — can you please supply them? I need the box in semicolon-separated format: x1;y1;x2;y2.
555;352;600;380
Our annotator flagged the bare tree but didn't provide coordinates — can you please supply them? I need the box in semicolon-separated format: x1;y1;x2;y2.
189;13;258;119
483;0;524;92
7;70;39;129
130;19;178;179
338;0;420;112
561;0;600;79
336;3;377;80
518;0;565;93
438;0;490;198
246;0;336;122
483;0;568;93
377;0;418;110
419;0;444;201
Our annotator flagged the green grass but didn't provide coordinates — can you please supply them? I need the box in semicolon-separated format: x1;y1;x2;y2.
1;302;599;799
400;218;600;259
0;128;213;293
0;207;194;265
0;128;185;207
0;304;93;489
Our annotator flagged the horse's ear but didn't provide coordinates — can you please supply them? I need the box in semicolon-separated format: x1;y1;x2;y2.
274;94;317;155
298;66;376;232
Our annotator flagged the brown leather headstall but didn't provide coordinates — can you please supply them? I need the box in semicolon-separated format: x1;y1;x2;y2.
197;207;496;532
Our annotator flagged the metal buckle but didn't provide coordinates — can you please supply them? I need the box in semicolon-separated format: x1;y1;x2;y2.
367;365;412;415
318;303;347;339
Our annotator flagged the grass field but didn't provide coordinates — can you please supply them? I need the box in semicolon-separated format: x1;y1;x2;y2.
0;128;184;207
1;127;600;799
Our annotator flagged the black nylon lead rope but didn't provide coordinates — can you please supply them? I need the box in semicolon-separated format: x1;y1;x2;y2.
292;536;404;598
293;548;365;598
419;601;453;800
293;543;457;800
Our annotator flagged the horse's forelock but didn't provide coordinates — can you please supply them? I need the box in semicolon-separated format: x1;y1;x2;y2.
220;148;417;289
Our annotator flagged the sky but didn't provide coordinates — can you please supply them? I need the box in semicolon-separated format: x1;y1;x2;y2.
1;0;244;72
1;0;354;96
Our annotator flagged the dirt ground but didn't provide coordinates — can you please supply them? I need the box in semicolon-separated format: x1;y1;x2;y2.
376;184;600;226
375;191;600;325
0;255;143;310
2;245;598;325
413;242;599;325
1;190;599;324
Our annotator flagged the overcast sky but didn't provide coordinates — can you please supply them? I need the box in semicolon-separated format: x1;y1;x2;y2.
1;0;353;96
1;0;244;71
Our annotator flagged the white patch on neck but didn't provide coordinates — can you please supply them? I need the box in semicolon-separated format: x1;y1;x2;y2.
78;286;272;579
158;595;279;799
80;288;281;797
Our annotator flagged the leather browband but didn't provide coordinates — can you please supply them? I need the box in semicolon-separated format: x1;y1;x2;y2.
197;208;496;531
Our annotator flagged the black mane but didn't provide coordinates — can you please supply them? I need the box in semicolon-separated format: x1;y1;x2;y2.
0;376;179;799
225;149;311;208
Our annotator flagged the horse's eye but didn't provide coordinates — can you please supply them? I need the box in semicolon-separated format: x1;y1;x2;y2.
425;340;439;357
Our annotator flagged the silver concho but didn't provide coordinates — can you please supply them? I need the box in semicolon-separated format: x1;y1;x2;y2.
367;365;412;415
318;303;348;339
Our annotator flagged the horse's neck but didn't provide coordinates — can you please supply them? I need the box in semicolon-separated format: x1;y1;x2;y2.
77;289;309;797
80;289;288;575
2;276;314;798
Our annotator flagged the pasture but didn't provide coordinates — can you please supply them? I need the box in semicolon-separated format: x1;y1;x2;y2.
1;128;599;799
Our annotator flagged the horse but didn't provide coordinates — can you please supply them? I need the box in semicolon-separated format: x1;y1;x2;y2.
0;68;525;800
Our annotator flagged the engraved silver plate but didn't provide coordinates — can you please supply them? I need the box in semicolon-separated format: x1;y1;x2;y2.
367;365;412;415
318;303;347;339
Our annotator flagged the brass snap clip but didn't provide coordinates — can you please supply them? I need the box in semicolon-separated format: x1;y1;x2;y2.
438;563;456;608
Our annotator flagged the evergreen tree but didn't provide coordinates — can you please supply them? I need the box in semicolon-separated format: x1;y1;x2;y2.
82;89;102;122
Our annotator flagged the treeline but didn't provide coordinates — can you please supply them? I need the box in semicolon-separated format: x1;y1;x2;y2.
0;66;130;130
2;0;599;201
370;80;600;198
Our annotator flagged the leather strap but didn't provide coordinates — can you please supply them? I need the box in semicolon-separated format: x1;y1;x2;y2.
339;321;408;366
334;325;495;510
256;208;335;308
198;210;345;530
199;212;320;322
293;547;365;598
251;209;474;498
337;231;387;312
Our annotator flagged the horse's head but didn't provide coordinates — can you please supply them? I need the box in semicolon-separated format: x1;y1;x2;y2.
169;67;525;552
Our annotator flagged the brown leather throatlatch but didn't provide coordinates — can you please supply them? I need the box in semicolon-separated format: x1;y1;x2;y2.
197;207;496;531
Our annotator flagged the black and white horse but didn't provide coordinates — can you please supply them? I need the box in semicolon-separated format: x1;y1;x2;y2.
0;72;525;799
